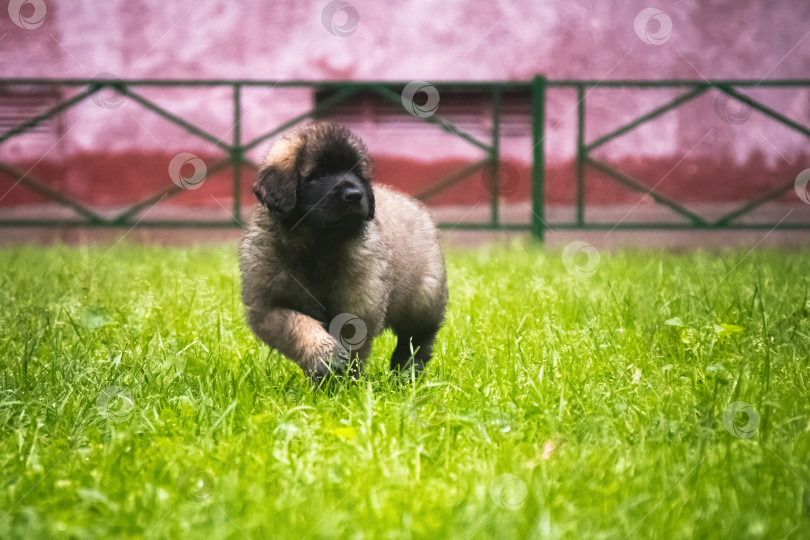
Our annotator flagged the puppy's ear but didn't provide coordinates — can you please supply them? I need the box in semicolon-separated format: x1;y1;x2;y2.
254;132;305;215
253;166;297;215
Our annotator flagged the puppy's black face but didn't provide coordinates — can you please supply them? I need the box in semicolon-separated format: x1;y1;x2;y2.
295;161;374;237
255;123;375;239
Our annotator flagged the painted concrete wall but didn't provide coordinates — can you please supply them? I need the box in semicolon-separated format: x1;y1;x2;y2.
0;0;808;209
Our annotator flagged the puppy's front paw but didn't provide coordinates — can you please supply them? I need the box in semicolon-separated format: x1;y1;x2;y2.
306;338;349;381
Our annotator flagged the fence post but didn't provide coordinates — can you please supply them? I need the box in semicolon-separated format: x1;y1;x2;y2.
490;86;502;227
531;75;546;242
232;83;242;225
576;84;585;226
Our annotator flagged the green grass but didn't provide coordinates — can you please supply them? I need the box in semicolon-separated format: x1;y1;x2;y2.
1;242;809;539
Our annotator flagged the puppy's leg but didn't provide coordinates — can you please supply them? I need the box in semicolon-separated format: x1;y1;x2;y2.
248;308;348;379
389;329;438;377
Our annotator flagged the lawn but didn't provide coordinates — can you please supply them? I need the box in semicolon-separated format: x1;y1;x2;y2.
0;242;808;539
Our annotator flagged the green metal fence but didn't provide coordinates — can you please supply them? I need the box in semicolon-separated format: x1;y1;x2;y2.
0;77;808;240
549;77;810;242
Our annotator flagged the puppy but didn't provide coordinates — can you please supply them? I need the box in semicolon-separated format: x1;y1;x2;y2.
240;122;448;381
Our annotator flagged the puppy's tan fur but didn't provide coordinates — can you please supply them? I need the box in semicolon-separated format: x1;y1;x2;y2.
240;123;448;380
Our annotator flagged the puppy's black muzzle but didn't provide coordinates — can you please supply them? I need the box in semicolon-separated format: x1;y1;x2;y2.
332;173;369;216
341;185;363;203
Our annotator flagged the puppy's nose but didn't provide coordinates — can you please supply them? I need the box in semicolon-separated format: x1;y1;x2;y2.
341;186;363;202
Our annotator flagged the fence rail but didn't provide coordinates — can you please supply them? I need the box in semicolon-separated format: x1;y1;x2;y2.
1;77;809;240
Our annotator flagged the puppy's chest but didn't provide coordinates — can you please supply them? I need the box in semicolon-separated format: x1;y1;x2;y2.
293;246;383;322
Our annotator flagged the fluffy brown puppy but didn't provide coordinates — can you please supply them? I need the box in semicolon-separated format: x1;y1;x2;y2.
240;122;448;381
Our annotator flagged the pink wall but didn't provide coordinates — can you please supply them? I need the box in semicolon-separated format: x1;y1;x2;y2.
1;0;809;210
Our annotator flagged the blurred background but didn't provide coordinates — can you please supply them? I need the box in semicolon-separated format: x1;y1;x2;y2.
1;0;809;245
